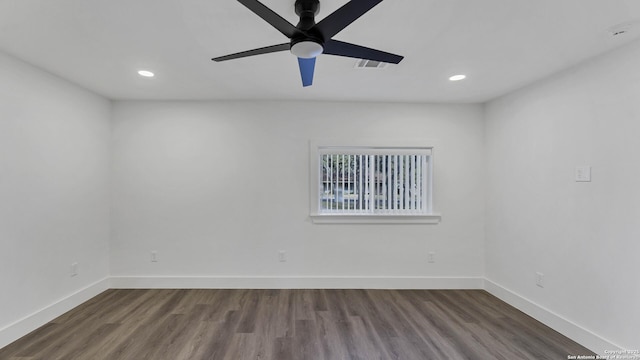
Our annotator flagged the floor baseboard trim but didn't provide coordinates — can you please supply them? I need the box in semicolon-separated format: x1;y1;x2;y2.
110;276;485;290
0;277;110;349
483;278;622;355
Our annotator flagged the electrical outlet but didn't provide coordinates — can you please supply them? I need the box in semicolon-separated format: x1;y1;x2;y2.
151;250;158;262
427;252;435;263
70;262;78;277
536;272;544;288
278;250;286;262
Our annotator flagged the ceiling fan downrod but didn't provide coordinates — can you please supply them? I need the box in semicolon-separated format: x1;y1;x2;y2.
295;0;320;30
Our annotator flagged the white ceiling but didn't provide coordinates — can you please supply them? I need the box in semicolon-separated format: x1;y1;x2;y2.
1;0;640;103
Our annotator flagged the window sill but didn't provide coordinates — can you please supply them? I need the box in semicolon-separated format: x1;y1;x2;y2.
309;213;441;224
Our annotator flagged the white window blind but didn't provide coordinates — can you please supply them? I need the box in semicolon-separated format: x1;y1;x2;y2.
318;147;432;215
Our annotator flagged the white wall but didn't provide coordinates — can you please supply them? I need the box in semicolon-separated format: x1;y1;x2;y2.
110;101;485;286
485;40;640;351
0;52;111;344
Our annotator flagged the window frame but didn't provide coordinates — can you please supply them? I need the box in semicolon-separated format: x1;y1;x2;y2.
309;139;441;224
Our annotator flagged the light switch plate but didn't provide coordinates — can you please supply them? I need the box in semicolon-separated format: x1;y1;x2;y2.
575;166;591;182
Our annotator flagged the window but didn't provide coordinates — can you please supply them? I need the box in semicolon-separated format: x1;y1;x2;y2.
310;140;440;224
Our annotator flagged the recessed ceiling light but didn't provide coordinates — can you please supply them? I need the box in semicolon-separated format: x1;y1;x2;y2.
138;70;155;77
449;74;466;81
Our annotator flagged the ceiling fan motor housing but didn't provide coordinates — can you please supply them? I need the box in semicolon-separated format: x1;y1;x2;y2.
291;0;324;57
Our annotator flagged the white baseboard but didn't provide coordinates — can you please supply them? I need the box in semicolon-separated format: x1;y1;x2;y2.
110;275;485;290
483;278;623;355
0;278;110;349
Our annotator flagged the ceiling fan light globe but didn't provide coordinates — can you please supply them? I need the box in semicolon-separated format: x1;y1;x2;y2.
291;41;324;59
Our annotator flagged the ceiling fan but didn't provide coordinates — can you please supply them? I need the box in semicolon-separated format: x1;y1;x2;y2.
212;0;404;87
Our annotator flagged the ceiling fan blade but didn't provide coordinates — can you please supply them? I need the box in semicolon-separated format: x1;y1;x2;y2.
323;39;403;64
212;43;290;62
298;57;316;87
237;0;301;38
315;0;383;39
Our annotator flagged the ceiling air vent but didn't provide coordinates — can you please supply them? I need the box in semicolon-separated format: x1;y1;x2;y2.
354;59;388;69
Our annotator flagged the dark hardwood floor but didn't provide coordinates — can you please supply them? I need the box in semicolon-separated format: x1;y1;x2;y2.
0;289;594;359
